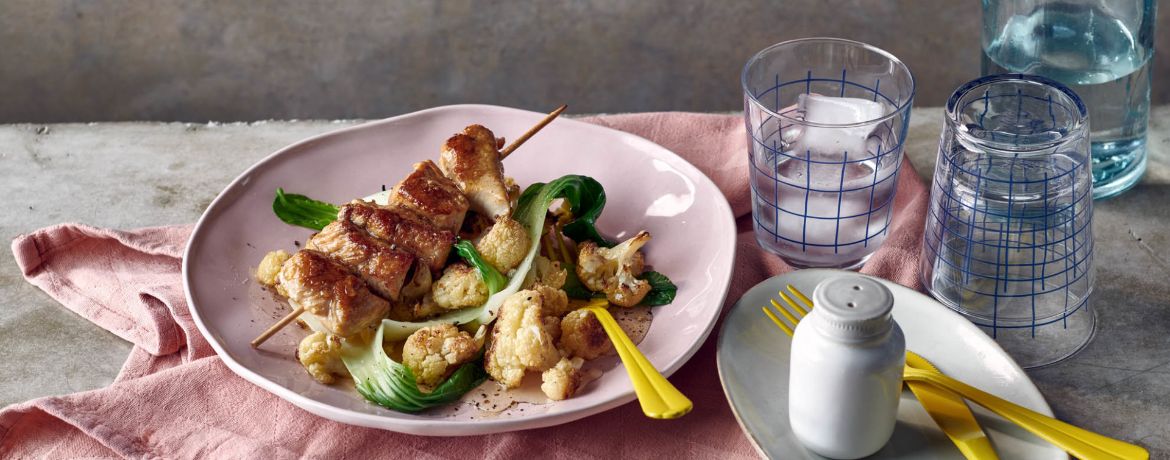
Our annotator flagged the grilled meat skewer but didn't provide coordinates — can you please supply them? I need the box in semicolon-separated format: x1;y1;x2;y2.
253;114;571;350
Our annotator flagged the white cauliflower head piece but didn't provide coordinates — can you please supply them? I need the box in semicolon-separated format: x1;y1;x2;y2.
475;216;530;273
484;289;562;388
431;263;488;310
533;284;570;318
559;308;613;360
387;292;447;322
528;255;567;290
576;231;651;307
402;324;483;388
541;357;586;401
255;250;291;295
297;331;349;385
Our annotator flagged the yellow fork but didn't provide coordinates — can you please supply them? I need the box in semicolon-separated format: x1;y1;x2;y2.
584;301;692;419
766;284;1148;460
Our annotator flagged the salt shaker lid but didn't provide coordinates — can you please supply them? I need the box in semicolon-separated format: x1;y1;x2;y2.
811;275;895;341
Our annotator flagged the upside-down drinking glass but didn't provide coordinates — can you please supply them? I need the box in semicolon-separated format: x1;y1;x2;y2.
921;74;1096;368
742;38;915;269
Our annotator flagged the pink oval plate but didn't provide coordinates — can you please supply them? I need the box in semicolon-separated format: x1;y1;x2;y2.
183;104;737;436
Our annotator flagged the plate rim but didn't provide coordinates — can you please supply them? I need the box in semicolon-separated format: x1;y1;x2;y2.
182;104;737;435
715;269;1064;459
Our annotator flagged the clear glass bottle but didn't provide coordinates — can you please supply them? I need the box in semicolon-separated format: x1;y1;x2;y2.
982;0;1158;199
788;275;905;459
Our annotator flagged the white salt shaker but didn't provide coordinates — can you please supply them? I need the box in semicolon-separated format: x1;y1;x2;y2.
788;275;905;459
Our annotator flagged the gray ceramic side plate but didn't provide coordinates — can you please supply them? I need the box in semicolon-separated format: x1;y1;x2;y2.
716;269;1066;459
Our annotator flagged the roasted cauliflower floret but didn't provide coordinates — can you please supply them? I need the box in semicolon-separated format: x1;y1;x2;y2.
256;250;292;294
296;331;349;385
485;290;562;388
432;263;488;309
414;293;445;318
475;217;530;273
542;315;562;343
541;357;586;401
402;324;482;388
387;293;446;322
534;284;571;318
560;308;613;360
576;231;651;307
529;255;567;289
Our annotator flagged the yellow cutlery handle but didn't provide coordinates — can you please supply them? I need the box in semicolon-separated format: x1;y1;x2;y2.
904;368;1148;460
904;353;998;460
585;306;693;419
906;380;999;459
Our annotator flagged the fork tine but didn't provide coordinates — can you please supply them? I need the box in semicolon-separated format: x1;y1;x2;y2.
778;291;808;317
769;298;802;325
786;284;814;310
761;284;821;339
761;307;794;337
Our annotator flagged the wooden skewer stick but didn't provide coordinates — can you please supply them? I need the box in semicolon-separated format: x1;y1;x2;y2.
251;306;305;348
500;104;567;159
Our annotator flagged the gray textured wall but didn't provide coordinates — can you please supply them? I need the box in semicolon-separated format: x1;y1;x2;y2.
1;0;1166;122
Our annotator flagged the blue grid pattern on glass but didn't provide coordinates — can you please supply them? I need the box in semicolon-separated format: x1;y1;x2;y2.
922;84;1093;337
746;70;908;261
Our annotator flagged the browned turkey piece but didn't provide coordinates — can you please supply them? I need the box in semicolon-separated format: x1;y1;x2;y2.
306;219;416;301
439;124;513;219
388;160;469;233
339;200;455;276
277;250;390;337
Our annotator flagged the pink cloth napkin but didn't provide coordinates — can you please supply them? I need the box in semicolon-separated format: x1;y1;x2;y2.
1;113;928;459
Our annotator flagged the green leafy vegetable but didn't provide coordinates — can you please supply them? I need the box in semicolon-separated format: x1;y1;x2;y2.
341;323;487;413
525;176;615;248
273;188;339;231
454;239;507;295
639;271;677;306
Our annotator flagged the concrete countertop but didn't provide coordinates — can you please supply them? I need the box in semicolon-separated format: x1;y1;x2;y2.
2;110;1168;455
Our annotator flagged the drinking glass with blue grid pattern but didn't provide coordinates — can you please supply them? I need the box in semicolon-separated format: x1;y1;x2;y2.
921;74;1096;369
741;38;915;270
